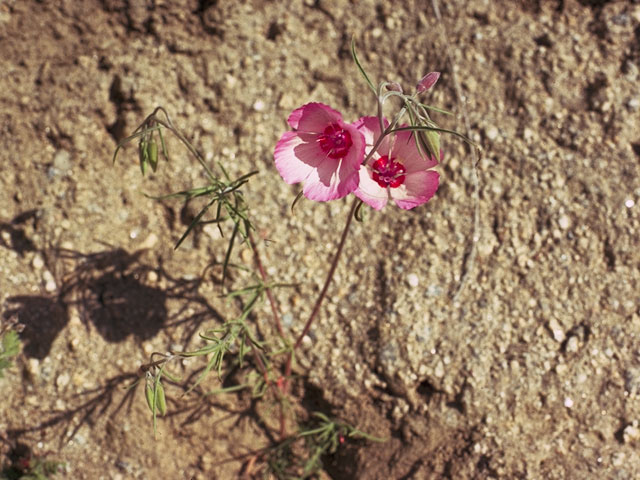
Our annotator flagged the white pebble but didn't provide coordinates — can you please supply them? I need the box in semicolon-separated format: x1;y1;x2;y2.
56;372;71;389
26;358;40;379
565;335;579;353
43;270;57;292
142;342;154;356
140;232;158;249
558;215;571;230
625;198;635;208
549;318;565;342
623;424;639;443
253;100;266;112
32;255;45;270
407;273;419;287
564;397;574;408
485;126;499;141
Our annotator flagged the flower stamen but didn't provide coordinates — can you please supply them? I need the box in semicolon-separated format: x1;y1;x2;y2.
371;155;406;188
317;123;353;159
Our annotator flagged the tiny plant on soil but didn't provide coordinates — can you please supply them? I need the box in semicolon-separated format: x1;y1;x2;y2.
112;40;474;478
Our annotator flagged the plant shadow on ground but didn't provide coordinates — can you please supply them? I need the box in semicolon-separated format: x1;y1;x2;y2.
2;211;378;478
4;242;226;359
2;231;246;447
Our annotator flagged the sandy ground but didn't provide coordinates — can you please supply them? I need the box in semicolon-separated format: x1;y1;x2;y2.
1;0;640;478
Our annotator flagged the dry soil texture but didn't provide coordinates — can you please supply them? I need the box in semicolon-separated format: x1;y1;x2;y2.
1;0;640;479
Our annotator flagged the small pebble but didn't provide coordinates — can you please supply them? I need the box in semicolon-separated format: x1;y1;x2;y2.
26;358;40;380
53;150;72;174
68;335;81;351
623;424;639;443
32;255;45;270
485;126;499;141
142;342;154;356
56;372;71;389
627;97;639;111
253;100;266;112
407;273;419;287
43;270;57;292
565;335;579;353
564;397;574;408
558;215;571;230
241;248;253;263
611;451;625;467
139;233;158;249
549;318;565;342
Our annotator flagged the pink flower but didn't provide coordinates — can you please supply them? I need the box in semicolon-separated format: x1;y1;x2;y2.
274;103;365;201
354;117;439;210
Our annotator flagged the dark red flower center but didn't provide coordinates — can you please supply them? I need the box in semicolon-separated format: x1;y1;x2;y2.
371;155;406;188
317;123;353;159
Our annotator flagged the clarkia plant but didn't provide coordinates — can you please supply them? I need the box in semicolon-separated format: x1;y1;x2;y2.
112;40;471;477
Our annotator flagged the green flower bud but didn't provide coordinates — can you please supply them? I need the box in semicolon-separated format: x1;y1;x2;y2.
145;383;155;413
147;139;158;172
156;382;167;416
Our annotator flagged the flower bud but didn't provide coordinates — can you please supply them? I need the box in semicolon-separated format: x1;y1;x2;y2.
155;382;167;416
147;139;158;172
145;382;155;412
138;138;149;175
419;128;441;161
416;72;440;93
386;82;403;93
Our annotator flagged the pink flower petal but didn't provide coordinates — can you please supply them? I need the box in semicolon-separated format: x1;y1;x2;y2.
392;130;438;173
287;102;343;132
392;170;440;210
303;157;360;201
275;105;365;201
353;165;389;210
302;121;365;201
274;131;321;184
355;116;391;157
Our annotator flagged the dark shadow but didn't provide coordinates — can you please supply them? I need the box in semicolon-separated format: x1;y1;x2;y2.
4;245;224;359
299;381;360;480
0;210;39;256
5;371;139;448
3;296;67;359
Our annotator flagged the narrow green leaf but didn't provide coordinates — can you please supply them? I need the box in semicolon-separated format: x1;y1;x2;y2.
221;221;239;283
389;125;477;147
174;196;218;250
351;37;376;94
418;103;454;115
157;126;169;160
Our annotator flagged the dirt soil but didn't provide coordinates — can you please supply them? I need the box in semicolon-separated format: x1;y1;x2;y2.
2;0;640;478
